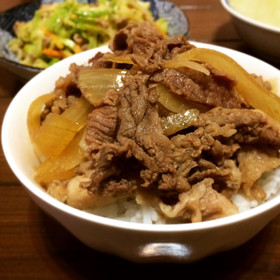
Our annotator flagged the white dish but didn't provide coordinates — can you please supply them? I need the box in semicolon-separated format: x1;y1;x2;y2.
2;42;280;262
221;0;280;62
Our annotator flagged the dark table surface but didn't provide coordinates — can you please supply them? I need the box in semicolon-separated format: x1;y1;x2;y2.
1;0;280;279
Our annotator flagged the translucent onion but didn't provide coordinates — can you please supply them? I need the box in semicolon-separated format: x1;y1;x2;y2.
27;93;54;144
34;113;80;158
162;52;210;75
62;96;93;125
185;48;280;122
156;84;208;113
161;109;199;136
102;53;134;64
35;128;86;184
78;68;128;105
28;96;92;158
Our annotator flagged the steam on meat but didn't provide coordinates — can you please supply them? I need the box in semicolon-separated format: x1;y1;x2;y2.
44;22;280;223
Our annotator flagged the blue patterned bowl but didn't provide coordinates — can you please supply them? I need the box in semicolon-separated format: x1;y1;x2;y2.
0;0;189;81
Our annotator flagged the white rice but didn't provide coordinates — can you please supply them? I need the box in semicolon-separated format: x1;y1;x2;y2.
232;167;280;212
86;198;166;224
86;167;280;224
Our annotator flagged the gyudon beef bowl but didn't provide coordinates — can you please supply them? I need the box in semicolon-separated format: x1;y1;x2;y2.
2;22;280;262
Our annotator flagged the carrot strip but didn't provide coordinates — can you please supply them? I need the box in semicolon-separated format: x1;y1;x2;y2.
42;49;64;58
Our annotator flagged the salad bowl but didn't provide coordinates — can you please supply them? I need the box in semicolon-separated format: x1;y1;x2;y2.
0;0;188;81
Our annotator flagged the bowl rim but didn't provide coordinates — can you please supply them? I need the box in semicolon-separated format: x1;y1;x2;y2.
2;42;280;233
221;0;280;34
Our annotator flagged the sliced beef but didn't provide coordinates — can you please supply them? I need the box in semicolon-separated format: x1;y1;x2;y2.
110;21;166;58
151;68;244;108
110;22;244;109
110;22;167;73
237;146;280;200
159;178;238;223
86;105;118;150
119;75;174;171
170;120;242;198
197;107;280;146
48;22;280;223
42;63;82;117
165;35;194;58
92;73;176;192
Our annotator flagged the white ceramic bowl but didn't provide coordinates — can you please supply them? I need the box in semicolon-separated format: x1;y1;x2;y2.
221;0;280;62
2;43;280;263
